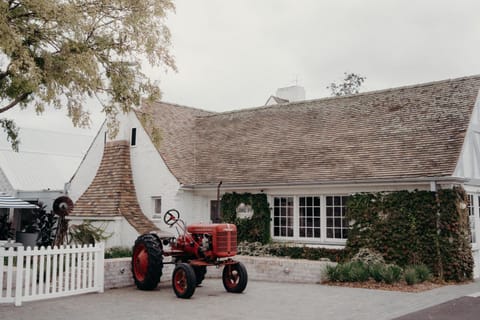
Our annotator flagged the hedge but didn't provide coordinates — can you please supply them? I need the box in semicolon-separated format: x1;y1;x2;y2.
345;187;473;281
221;192;271;244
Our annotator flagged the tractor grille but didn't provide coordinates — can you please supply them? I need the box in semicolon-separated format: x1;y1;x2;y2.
216;230;237;256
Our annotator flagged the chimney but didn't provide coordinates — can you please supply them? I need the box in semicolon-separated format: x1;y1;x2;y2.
275;85;306;102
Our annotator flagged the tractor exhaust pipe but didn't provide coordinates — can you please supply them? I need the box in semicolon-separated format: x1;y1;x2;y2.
217;181;222;222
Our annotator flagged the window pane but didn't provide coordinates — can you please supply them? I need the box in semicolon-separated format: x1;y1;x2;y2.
273;197;294;238
287;197;294;206
299;196;321;239
327;229;333;238
154;198;162;214
335;218;342;227
327;218;333;227
334;196;341;206
300;197;305;206
307;207;313;217
335;229;341;238
326;195;350;240
307;228;312;237
307;197;312;206
287;227;293;237
326;196;332;206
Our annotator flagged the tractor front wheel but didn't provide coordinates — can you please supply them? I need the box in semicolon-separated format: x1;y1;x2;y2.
222;262;248;293
132;234;163;290
172;263;197;299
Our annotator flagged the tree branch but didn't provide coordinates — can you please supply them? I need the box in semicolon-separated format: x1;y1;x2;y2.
0;92;30;113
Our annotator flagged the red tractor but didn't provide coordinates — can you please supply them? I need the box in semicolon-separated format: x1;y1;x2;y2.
131;209;248;299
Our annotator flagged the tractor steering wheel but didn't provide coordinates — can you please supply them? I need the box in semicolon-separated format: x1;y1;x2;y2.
164;209;180;226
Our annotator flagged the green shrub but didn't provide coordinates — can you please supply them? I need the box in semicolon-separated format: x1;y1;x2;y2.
337;263;353;282
369;263;385;283
349;261;370;282
381;265;402;284
404;267;419;285
325;261;370;282
325;264;341;282
414;264;432;283
105;246;132;259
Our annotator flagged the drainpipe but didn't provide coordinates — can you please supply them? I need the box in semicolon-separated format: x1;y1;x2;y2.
217;181;222;222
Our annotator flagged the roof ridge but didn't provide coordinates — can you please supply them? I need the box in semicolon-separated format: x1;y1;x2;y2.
142;100;216;115
202;74;480;117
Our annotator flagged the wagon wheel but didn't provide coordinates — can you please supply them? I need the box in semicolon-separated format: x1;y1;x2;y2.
132;234;163;290
222;262;248;293
172;263;196;299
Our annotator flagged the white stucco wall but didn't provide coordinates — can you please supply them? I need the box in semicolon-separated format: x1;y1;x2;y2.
67;112;211;248
68;124;106;202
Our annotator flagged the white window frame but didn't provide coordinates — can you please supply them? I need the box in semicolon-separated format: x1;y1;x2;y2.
152;196;162;219
467;193;480;249
270;194;349;245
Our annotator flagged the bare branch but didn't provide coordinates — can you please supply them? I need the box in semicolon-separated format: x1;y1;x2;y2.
0;92;30;113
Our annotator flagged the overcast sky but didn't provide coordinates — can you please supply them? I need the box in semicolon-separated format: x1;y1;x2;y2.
3;0;480;134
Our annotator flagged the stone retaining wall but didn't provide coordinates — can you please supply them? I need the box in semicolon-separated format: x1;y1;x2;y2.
104;256;334;289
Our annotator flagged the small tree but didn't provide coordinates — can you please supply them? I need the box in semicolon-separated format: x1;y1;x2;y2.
327;72;366;96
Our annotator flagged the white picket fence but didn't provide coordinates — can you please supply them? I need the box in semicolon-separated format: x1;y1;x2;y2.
1;243;104;306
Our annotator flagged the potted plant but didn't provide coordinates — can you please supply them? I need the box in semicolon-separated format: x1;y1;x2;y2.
15;204;43;248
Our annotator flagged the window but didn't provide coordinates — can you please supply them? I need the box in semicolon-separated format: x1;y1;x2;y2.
299;196;321;238
272;195;349;243
273;197;294;237
468;194;476;244
152;197;161;218
326;196;349;240
131;128;137;146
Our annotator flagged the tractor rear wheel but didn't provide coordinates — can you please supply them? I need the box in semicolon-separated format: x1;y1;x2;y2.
172;263;196;299
222;262;248;293
132;234;163;290
194;266;207;286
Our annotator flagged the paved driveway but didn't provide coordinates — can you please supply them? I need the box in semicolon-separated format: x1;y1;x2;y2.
1;279;480;320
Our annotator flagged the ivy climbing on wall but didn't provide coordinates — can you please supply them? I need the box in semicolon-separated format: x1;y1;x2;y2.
345;187;473;282
221;192;271;244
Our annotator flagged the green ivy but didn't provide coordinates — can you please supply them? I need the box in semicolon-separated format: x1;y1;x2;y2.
221;192;271;244
345;187;473;282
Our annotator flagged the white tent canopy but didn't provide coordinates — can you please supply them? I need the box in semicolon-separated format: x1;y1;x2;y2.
0;193;38;209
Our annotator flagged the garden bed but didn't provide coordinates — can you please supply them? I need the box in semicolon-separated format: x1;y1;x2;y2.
324;279;445;292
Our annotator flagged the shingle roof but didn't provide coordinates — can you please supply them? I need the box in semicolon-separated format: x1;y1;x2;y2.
71;140;158;234
142;76;480;187
136;102;213;184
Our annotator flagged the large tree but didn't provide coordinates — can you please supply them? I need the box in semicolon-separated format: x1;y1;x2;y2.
0;0;176;150
327;72;366;97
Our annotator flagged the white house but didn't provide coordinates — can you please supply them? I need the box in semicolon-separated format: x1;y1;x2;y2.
67;75;480;276
0;128;93;233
